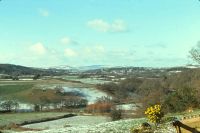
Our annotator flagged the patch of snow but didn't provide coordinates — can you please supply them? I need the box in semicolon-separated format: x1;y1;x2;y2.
5;117;176;133
19;79;34;81
23;116;110;129
18;103;34;111
116;104;138;111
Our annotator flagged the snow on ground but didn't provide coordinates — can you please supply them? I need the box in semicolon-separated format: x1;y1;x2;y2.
22;116;110;129
116;104;139;111
4;117;176;133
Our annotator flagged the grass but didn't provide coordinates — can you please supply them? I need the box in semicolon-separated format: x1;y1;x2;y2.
0;79;92;102
0;84;33;96
2;108;197;133
0;112;68;126
166;109;200;120
0;84;34;102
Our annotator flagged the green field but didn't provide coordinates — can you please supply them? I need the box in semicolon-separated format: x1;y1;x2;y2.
0;112;68;126
0;83;34;103
0;79;92;102
0;84;33;96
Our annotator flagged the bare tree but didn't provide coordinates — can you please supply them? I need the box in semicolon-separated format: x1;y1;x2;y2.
189;41;200;64
0;100;19;112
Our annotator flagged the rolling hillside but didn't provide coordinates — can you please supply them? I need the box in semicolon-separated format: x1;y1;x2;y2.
0;64;67;76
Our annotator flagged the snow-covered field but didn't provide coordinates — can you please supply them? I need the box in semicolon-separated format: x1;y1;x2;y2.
4;116;176;133
22;116;110;129
116;104;140;111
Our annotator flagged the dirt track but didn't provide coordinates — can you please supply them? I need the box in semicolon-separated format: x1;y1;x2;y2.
180;117;200;133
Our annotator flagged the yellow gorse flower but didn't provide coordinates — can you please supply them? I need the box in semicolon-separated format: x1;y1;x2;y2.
144;104;163;124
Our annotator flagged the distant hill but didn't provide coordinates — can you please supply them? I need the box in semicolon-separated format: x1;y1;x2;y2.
0;64;68;76
48;65;75;70
0;64;199;77
49;65;111;71
83;65;199;78
77;65;111;71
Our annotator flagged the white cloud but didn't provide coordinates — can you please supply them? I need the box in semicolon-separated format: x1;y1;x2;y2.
38;9;49;17
94;45;105;53
60;37;71;45
84;45;105;55
64;48;77;57
29;42;46;55
60;37;79;45
84;47;92;54
111;20;127;32
87;19;127;33
87;19;110;32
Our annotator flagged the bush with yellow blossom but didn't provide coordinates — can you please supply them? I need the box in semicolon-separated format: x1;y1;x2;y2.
144;104;164;125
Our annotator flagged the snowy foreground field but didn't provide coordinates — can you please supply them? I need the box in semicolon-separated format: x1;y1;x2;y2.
4;116;176;133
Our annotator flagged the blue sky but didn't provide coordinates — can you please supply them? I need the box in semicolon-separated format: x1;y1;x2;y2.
0;0;200;67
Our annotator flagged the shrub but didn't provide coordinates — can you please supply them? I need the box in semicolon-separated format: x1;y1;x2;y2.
110;108;122;121
144;104;164;125
86;103;112;113
34;104;40;112
130;122;152;133
163;87;199;112
161;116;177;123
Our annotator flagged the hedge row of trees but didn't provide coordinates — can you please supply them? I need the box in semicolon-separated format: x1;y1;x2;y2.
0;86;88;112
97;68;200;114
0;100;19;112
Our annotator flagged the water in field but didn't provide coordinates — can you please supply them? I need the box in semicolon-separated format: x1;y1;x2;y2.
63;76;110;84
63;87;109;104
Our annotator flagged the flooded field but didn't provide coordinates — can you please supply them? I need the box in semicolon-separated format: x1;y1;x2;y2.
63;76;110;84
63;87;109;104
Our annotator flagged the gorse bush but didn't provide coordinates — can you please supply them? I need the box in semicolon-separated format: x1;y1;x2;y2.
163;87;199;112
110;108;122;121
144;104;164;125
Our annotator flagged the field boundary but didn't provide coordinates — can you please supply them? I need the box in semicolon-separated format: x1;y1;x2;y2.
18;113;76;126
179;113;200;121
